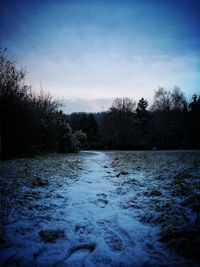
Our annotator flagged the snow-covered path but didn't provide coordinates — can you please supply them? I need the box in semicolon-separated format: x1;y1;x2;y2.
60;151;140;266
1;151;199;267
52;151;189;267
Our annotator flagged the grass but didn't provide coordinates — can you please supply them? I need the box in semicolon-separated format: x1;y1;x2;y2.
39;229;65;243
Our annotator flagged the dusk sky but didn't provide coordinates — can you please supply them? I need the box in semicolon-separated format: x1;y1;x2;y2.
1;0;200;113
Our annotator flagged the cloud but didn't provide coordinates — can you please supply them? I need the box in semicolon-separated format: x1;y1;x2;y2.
25;51;199;102
1;0;199;112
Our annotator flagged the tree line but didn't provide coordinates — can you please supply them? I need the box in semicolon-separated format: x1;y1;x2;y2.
1;50;200;159
69;89;200;150
0;50;80;159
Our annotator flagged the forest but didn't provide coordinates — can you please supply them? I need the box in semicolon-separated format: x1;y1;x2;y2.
1;50;200;159
1;53;200;267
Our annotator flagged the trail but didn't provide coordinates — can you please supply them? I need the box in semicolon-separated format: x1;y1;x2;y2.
55;151;189;267
1;151;196;267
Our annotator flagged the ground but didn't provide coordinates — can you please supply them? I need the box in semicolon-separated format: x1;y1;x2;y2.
0;151;200;267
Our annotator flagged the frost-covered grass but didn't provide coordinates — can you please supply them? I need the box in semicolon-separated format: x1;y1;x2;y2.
0;153;84;225
0;151;200;266
109;150;200;262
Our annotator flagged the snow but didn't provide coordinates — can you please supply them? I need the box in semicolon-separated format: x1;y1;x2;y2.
0;151;200;266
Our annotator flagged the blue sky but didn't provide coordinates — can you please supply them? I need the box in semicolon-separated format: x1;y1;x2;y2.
0;0;200;112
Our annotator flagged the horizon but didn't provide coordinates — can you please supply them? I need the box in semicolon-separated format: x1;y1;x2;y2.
1;0;200;113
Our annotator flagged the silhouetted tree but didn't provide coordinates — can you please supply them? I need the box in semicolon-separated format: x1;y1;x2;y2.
136;98;148;116
171;87;187;111
169;87;188;148
189;94;200;148
0;50;77;159
151;87;189;149
136;98;150;148
100;98;136;149
152;87;171;112
0;49;31;158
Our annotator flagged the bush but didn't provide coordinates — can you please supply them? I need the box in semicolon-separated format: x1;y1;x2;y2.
0;50;77;159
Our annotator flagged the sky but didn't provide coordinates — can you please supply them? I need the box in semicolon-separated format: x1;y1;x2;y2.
0;0;200;113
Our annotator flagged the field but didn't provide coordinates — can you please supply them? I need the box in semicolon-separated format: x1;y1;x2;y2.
0;151;200;267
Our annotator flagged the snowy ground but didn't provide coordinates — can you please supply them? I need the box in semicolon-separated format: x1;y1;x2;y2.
0;151;200;267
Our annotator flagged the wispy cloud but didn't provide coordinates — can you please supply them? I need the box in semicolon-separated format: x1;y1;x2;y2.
1;0;199;112
25;52;199;101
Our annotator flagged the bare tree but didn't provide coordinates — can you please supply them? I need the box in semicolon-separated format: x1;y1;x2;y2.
171;87;187;111
152;87;171;112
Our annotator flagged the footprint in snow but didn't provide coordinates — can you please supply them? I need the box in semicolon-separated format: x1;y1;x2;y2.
56;243;96;267
96;193;109;208
96;220;124;252
97;193;107;198
97;198;109;208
